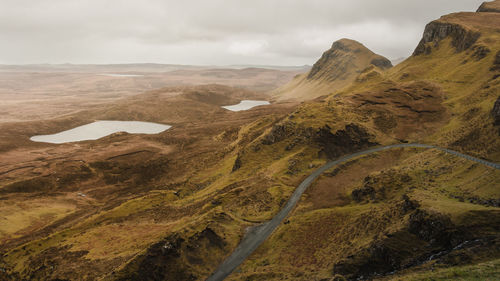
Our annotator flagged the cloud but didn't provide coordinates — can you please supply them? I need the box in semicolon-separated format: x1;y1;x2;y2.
228;40;269;55
0;0;485;65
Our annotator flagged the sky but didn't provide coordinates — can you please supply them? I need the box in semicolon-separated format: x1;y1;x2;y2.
0;0;485;66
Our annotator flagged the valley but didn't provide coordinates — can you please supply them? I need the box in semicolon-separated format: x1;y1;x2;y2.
1;1;499;281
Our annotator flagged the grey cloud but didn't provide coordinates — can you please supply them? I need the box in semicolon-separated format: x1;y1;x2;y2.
0;0;485;65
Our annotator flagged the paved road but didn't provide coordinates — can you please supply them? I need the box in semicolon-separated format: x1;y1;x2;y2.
206;144;500;281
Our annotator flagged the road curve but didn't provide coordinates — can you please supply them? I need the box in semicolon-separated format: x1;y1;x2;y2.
206;144;500;281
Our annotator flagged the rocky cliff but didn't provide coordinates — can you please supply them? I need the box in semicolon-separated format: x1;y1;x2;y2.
413;21;480;55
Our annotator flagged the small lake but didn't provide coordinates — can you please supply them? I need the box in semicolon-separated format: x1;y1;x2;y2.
99;74;144;77
222;100;270;111
30;121;171;144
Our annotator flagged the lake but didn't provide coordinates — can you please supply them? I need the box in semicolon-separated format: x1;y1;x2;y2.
222;100;270;111
30;121;171;144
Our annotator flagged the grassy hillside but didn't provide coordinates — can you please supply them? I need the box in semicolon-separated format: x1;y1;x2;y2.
1;2;499;281
272;39;392;101
222;4;500;280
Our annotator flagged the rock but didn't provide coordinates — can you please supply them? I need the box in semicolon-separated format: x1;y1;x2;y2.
114;235;197;281
492;96;500;126
471;45;490;61
408;210;456;247
315;124;377;159
261;122;294;145
231;154;242;172
398;194;420;213
351;185;376;202
370;57;393;69
191;227;226;249
413;21;480;56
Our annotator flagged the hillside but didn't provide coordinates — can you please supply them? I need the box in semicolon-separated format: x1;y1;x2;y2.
0;2;499;281
223;2;500;280
273;38;392;101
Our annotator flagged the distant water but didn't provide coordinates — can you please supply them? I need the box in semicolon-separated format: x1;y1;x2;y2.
30;121;171;144
99;73;144;77
222;100;270;111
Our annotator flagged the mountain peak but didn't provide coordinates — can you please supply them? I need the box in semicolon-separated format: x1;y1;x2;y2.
273;38;392;101
330;38;364;51
307;38;392;81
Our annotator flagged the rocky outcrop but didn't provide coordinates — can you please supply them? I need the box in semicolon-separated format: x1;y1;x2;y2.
413;21;480;55
261;122;296;145
114;235;195;281
408;210;457;247
261;122;377;159
332;208;465;280
471;45;491;61
315;124;377;159
477;1;500;13
370;57;393;69
351;185;376;202
114;227;226;281
231;154;242;172
493;96;500;125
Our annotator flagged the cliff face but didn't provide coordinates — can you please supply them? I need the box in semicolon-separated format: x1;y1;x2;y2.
413;21;480;55
414;1;500;56
477;1;500;13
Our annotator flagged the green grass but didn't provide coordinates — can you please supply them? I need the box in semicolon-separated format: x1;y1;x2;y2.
389;259;500;281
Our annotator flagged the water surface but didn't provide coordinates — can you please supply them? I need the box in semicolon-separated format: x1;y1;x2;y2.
30;121;171;144
222;100;270;111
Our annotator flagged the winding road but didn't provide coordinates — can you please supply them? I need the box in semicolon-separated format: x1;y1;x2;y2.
206;143;500;281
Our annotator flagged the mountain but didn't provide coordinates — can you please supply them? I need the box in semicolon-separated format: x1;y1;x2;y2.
206;2;500;280
1;2;499;281
273;38;392;101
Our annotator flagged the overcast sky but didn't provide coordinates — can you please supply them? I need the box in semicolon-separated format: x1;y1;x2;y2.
0;0;485;66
